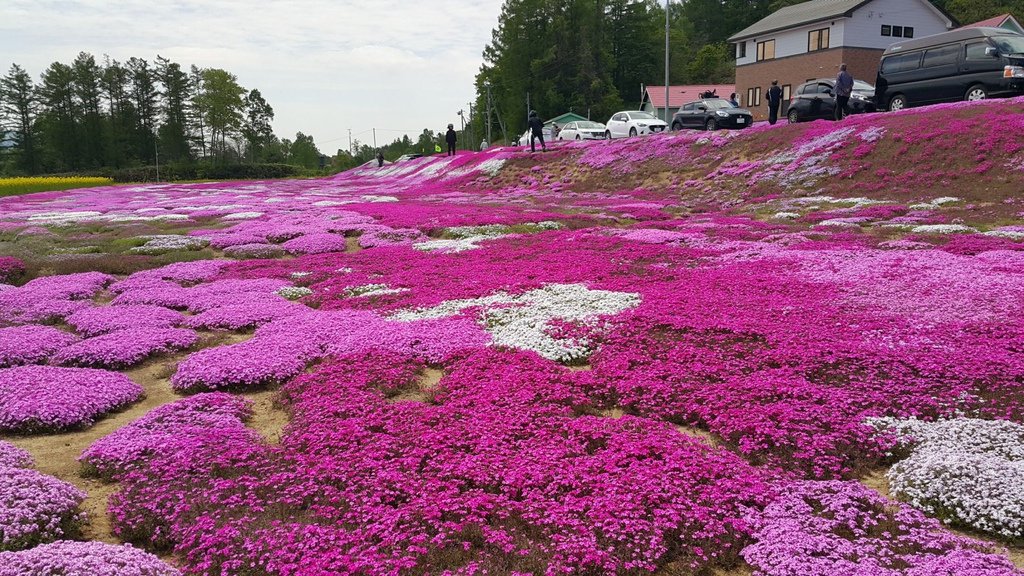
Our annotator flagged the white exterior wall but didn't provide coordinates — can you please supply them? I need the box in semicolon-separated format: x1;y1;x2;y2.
733;0;952;65
844;0;951;48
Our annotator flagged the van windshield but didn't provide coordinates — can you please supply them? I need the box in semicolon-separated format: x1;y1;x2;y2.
993;35;1024;55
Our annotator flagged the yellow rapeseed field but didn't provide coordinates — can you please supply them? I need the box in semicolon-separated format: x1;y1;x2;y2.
0;176;113;197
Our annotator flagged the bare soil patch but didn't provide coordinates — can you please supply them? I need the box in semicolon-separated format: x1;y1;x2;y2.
240;388;289;444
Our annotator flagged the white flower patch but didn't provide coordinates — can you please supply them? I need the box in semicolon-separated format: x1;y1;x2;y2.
276;286;313;300
335;267;353;274
106;213;190;223
290;271;312;279
911;197;961;210
858;126;887;142
27;211;103;224
984;230;1024;240
391;283;640;362
414;236;498;253
772;212;800;220
815;218;863;228
129;235;210;254
222;211;264;220
360;195;399;203
867;417;1024;539
344;284;410;298
312;200;353;207
910;224;977;234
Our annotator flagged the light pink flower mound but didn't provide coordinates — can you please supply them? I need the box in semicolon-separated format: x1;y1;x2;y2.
0;467;85;551
80;393;255;480
0;540;180;575
0;326;79;367
281;232;350;254
65;305;185;337
0;441;32;468
0;365;143;433
53;328;198;369
741;480;1021;576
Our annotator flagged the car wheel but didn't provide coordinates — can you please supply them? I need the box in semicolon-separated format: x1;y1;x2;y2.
605;130;611;139
672;121;682;131
629;127;637;137
965;84;987;101
705;119;718;131
787;109;800;124
888;95;906;111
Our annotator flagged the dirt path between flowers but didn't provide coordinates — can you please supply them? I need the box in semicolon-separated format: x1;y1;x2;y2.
861;468;1024;569
1;330;280;558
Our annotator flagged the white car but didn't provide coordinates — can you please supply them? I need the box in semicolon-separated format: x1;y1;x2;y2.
604;111;668;139
556;120;607;141
516;126;553;147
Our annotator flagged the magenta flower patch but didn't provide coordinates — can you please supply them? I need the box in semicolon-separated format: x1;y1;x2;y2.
53;327;198;369
0;365;143;433
0;466;85;551
0;325;79;367
0;441;32;469
0;540;179;575
65;305;184;337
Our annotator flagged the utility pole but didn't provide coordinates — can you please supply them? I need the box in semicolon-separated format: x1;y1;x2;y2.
664;0;671;124
154;139;160;183
458;109;465;150
372;128;377;149
468;102;475;149
484;81;493;146
348;129;352;155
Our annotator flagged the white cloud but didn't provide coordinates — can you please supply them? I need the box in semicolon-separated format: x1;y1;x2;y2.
0;0;504;151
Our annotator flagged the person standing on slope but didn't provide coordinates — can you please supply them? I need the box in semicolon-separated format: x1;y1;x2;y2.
834;63;854;120
767;80;783;125
445;124;457;157
528;110;546;153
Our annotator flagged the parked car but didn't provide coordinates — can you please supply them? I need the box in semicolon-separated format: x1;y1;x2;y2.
556;120;607;140
604;111;668;139
878;27;1024;111
671;98;753;131
515;126;553;147
787;79;877;123
394;153;423;163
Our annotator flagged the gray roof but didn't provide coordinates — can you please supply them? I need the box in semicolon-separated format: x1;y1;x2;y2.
728;0;872;41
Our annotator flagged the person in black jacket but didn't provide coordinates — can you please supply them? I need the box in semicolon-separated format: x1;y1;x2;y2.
767;80;783;125
445;124;457;156
528;110;546;152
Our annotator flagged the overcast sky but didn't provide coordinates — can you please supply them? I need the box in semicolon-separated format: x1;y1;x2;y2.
1;0;505;153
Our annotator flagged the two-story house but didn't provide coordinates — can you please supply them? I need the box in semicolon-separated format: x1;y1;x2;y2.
728;0;955;120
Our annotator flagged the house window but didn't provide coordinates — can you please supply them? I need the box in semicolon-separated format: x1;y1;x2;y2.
808;28;829;52
753;87;762;106
756;40;776;61
904;27;914;38
881;25;892;36
893;25;904;37
737;42;747;59
747;88;754;106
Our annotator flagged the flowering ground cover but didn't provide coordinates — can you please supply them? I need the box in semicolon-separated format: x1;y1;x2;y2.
2;97;1024;573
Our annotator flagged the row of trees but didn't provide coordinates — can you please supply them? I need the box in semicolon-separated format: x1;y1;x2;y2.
0;53;323;176
472;0;1021;140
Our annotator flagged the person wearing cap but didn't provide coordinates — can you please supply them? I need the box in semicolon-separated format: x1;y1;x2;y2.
767;80;783;125
527;110;546;152
445;123;457;156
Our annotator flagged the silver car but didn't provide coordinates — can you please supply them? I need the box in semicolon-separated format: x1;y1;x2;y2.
556;120;608;140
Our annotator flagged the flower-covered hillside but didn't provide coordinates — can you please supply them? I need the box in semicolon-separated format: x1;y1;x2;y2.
1;97;1024;574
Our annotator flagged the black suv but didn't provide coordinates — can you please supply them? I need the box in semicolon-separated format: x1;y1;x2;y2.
671;98;753;131
787;79;877;123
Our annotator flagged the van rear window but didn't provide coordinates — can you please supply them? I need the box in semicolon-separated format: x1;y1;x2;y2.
881;52;922;73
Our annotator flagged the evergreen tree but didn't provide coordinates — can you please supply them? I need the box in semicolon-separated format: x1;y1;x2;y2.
127;57;158;164
241;88;274;162
0;64;40;174
156;56;192;163
37;61;79;171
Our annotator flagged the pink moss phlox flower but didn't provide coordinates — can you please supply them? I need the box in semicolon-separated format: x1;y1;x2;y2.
80;392;255;480
65;305;184;337
0;540;180;575
53;327;198;369
0;441;32;468
0;466;85;551
0;325;79;367
0;365;143;433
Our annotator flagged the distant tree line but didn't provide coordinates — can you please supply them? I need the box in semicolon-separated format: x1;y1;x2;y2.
0;53;325;177
473;0;1021;140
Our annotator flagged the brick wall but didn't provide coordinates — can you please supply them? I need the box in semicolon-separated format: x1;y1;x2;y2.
735;47;883;120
